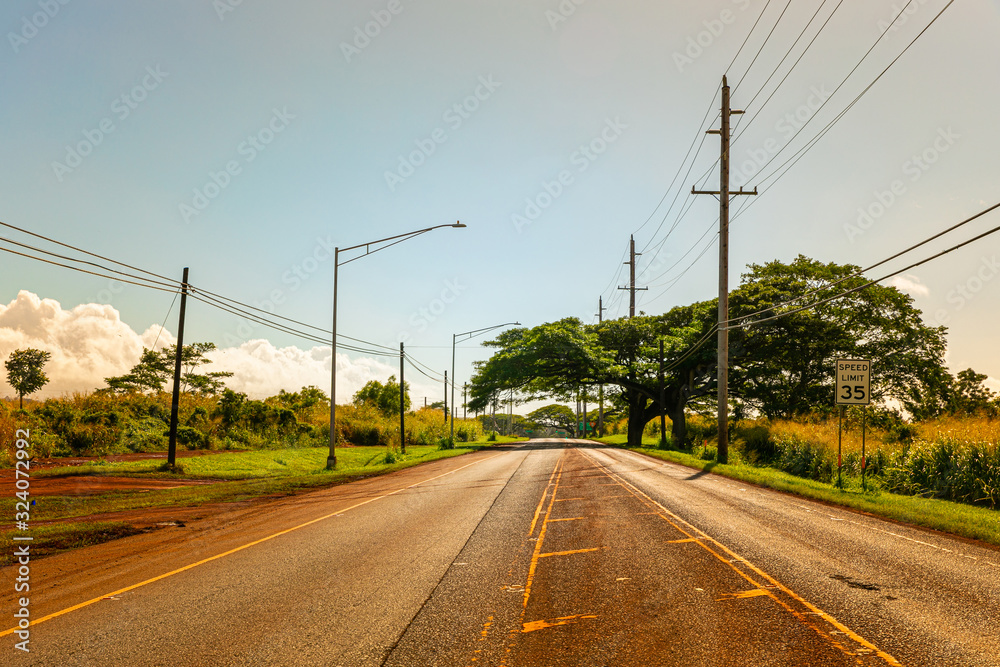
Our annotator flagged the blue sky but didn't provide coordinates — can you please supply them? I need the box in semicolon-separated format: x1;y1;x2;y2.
1;0;998;403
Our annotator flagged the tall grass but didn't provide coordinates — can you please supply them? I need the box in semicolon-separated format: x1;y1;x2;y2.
728;415;999;509
1;395;486;464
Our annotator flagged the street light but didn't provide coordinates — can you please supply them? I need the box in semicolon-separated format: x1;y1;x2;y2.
451;321;520;445
328;221;466;469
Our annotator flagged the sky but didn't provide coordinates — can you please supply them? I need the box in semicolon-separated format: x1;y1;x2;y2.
1;0;999;407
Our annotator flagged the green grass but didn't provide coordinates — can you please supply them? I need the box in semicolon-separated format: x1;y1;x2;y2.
593;435;1000;547
1;440;517;563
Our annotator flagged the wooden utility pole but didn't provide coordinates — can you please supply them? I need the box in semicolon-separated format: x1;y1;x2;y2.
167;267;190;468
618;236;648;318
596;296;606;437
443;370;448;423
659;339;667;448
693;75;756;465
399;343;406;453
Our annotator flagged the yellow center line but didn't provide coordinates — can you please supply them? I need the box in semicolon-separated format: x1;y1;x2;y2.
522;459;564;610
548;516;585;523
528;457;562;538
500;454;566;667
578;449;901;667
522;614;598;633
0;453;503;638
553;497;585;502
538;547;600;559
716;589;772;602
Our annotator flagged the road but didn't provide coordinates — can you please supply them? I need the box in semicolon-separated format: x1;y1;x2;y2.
3;440;999;666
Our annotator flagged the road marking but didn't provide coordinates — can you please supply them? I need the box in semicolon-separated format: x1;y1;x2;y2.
0;453;503;638
522;614;598;633
522;459;564;610
716;589;772;602
500;455;565;667
528;459;562;538
579;448;902;666
538;547;600;558
548;516;585;523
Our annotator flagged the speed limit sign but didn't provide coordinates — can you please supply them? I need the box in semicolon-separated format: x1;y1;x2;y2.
835;359;871;405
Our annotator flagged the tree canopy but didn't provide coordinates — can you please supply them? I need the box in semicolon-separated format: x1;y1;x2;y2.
727;256;947;419
5;348;52;408
104;342;233;395
526;403;578;436
353;375;411;417
469;256;952;448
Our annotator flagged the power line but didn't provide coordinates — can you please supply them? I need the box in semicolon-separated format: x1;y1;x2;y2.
0;219;177;285
726;0;776;77
733;0;846;143
726;200;1000;328
662;200;1000;372
735;0;951;203
731;0;794;96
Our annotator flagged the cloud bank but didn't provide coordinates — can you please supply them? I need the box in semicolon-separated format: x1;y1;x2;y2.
0;291;429;402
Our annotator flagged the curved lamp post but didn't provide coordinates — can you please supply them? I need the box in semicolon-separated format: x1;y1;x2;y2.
328;221;466;469
450;321;520;444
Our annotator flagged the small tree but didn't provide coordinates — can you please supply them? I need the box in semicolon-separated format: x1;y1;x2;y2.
353;376;411;417
104;342;232;395
5;348;52;409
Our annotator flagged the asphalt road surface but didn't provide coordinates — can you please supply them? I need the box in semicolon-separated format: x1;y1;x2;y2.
3;440;999;666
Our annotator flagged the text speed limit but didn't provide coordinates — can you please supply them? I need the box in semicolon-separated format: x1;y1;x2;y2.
835;359;872;405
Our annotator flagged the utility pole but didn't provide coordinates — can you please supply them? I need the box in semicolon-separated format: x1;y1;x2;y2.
692;75;756;464
399;343;406;454
618;235;648;318
659;339;667;448
596;296;606;437
443;370;448;423
167;267;190;469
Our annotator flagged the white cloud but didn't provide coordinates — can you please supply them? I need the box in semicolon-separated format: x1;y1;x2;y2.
889;274;930;297
208;339;417;402
0;291;437;402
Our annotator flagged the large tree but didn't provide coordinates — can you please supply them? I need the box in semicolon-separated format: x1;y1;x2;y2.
5;348;52;408
468;306;716;448
469;256;951;449
728;256;948;418
104;342;232;395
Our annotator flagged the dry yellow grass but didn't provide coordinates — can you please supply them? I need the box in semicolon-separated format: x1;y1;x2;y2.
915;415;1000;447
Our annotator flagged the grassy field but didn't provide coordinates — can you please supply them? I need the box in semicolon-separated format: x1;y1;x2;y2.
1;437;525;565
594;433;1000;547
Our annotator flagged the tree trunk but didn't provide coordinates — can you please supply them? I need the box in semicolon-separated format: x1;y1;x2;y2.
626;407;646;448
667;405;686;448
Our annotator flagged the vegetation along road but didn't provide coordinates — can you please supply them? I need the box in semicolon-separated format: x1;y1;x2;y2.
2;440;998;666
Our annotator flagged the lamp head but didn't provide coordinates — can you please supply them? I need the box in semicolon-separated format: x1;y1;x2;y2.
452;221;467;228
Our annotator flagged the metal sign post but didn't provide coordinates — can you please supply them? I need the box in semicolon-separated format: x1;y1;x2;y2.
835;359;872;491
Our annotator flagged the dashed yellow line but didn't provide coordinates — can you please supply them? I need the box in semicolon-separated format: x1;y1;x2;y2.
538;547;600;559
522;614;598;633
716;589;772;602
